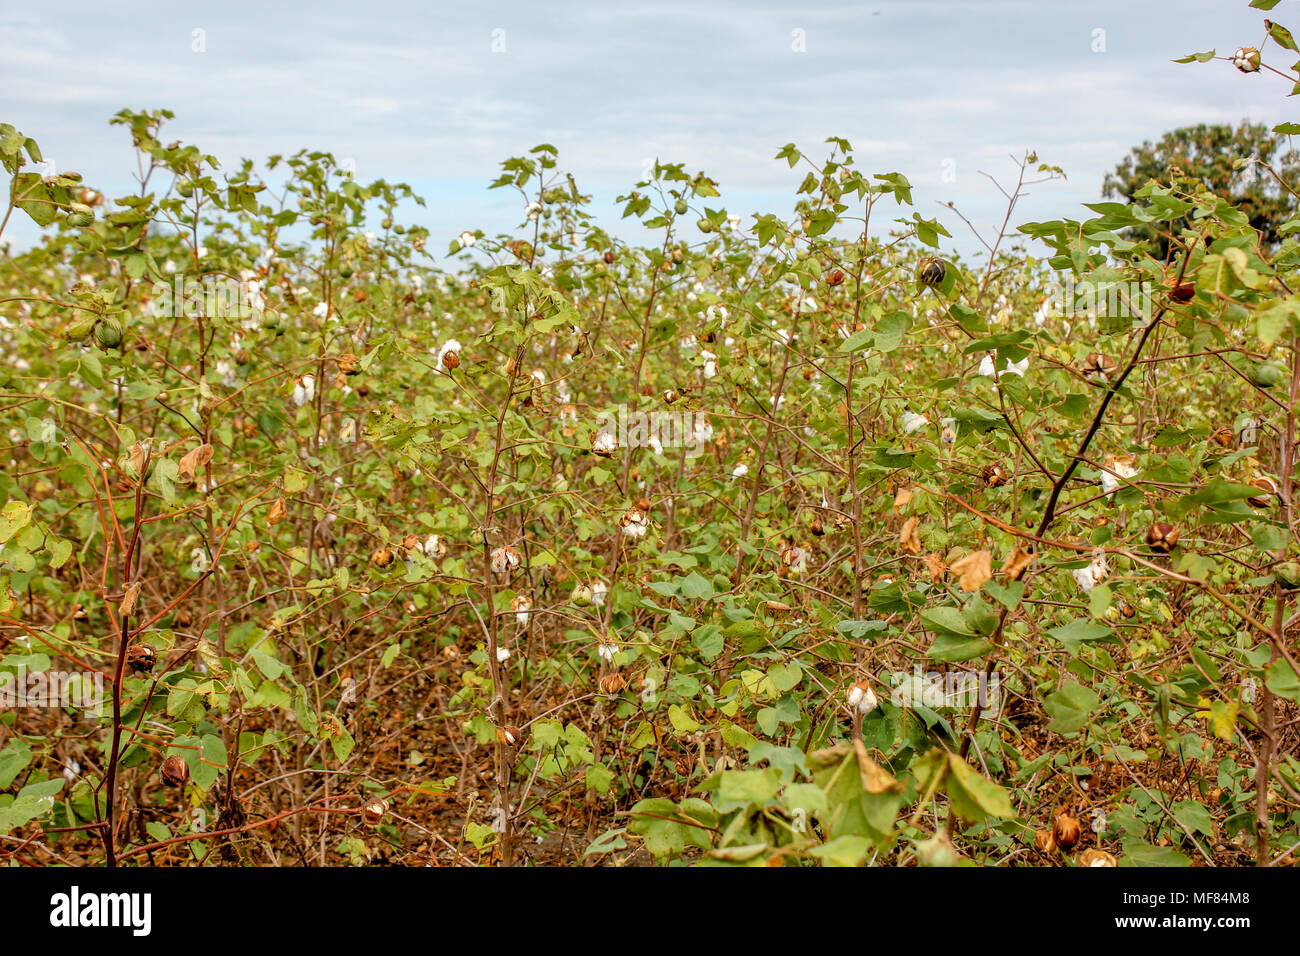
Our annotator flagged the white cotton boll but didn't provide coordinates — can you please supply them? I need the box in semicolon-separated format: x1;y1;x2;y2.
648;435;664;456
292;375;315;407
592;430;617;455
978;354;997;377
496;646;512;663
598;642;617;662
313;302;329;318
591;581;607;607
1100;459;1138;499
700;348;718;379
526;201;542;220
217;359;237;388
620;509;649;539
512;595;531;627
1073;550;1109;593
693;419;714;445
902;411;929;434
732;463;749;479
847;682;878;716
458;231;477;247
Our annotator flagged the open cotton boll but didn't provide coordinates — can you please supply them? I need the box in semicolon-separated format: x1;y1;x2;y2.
1100;458;1139;499
512;595;531;627
847;682;878;715
700;349;717;379
292;375;315;407
1072;550;1109;593
979;353;1028;379
902;411;929;434
620;508;649;539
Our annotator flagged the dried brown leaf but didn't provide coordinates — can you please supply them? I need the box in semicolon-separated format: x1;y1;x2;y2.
177;443;214;484
853;738;903;794
267;496;288;525
900;516;923;555
1001;548;1035;582
949;550;992;592
118;581;142;617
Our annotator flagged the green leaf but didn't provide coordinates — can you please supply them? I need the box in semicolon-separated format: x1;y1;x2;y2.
0;501;33;544
945;754;1015;822
0;738;33;789
872;312;910;352
920;606;976;637
678;571;715;601
1265;658;1300;702
1171;800;1215;837
1119;840;1191;867
928;633;993;663
1268;20;1298;52
628;798;690;858
1044;681;1100;734
809;835;870;867
1048;618;1112;654
0;778;63;835
668;704;700;734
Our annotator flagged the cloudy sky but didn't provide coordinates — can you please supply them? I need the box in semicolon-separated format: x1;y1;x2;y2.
0;0;1289;258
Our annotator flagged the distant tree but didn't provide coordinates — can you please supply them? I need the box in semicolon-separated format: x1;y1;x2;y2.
1103;121;1300;255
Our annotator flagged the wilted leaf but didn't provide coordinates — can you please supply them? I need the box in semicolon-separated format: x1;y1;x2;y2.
949;550;992;591
900;516;923;555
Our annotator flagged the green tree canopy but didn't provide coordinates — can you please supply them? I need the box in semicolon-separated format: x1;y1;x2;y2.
1103;121;1299;254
